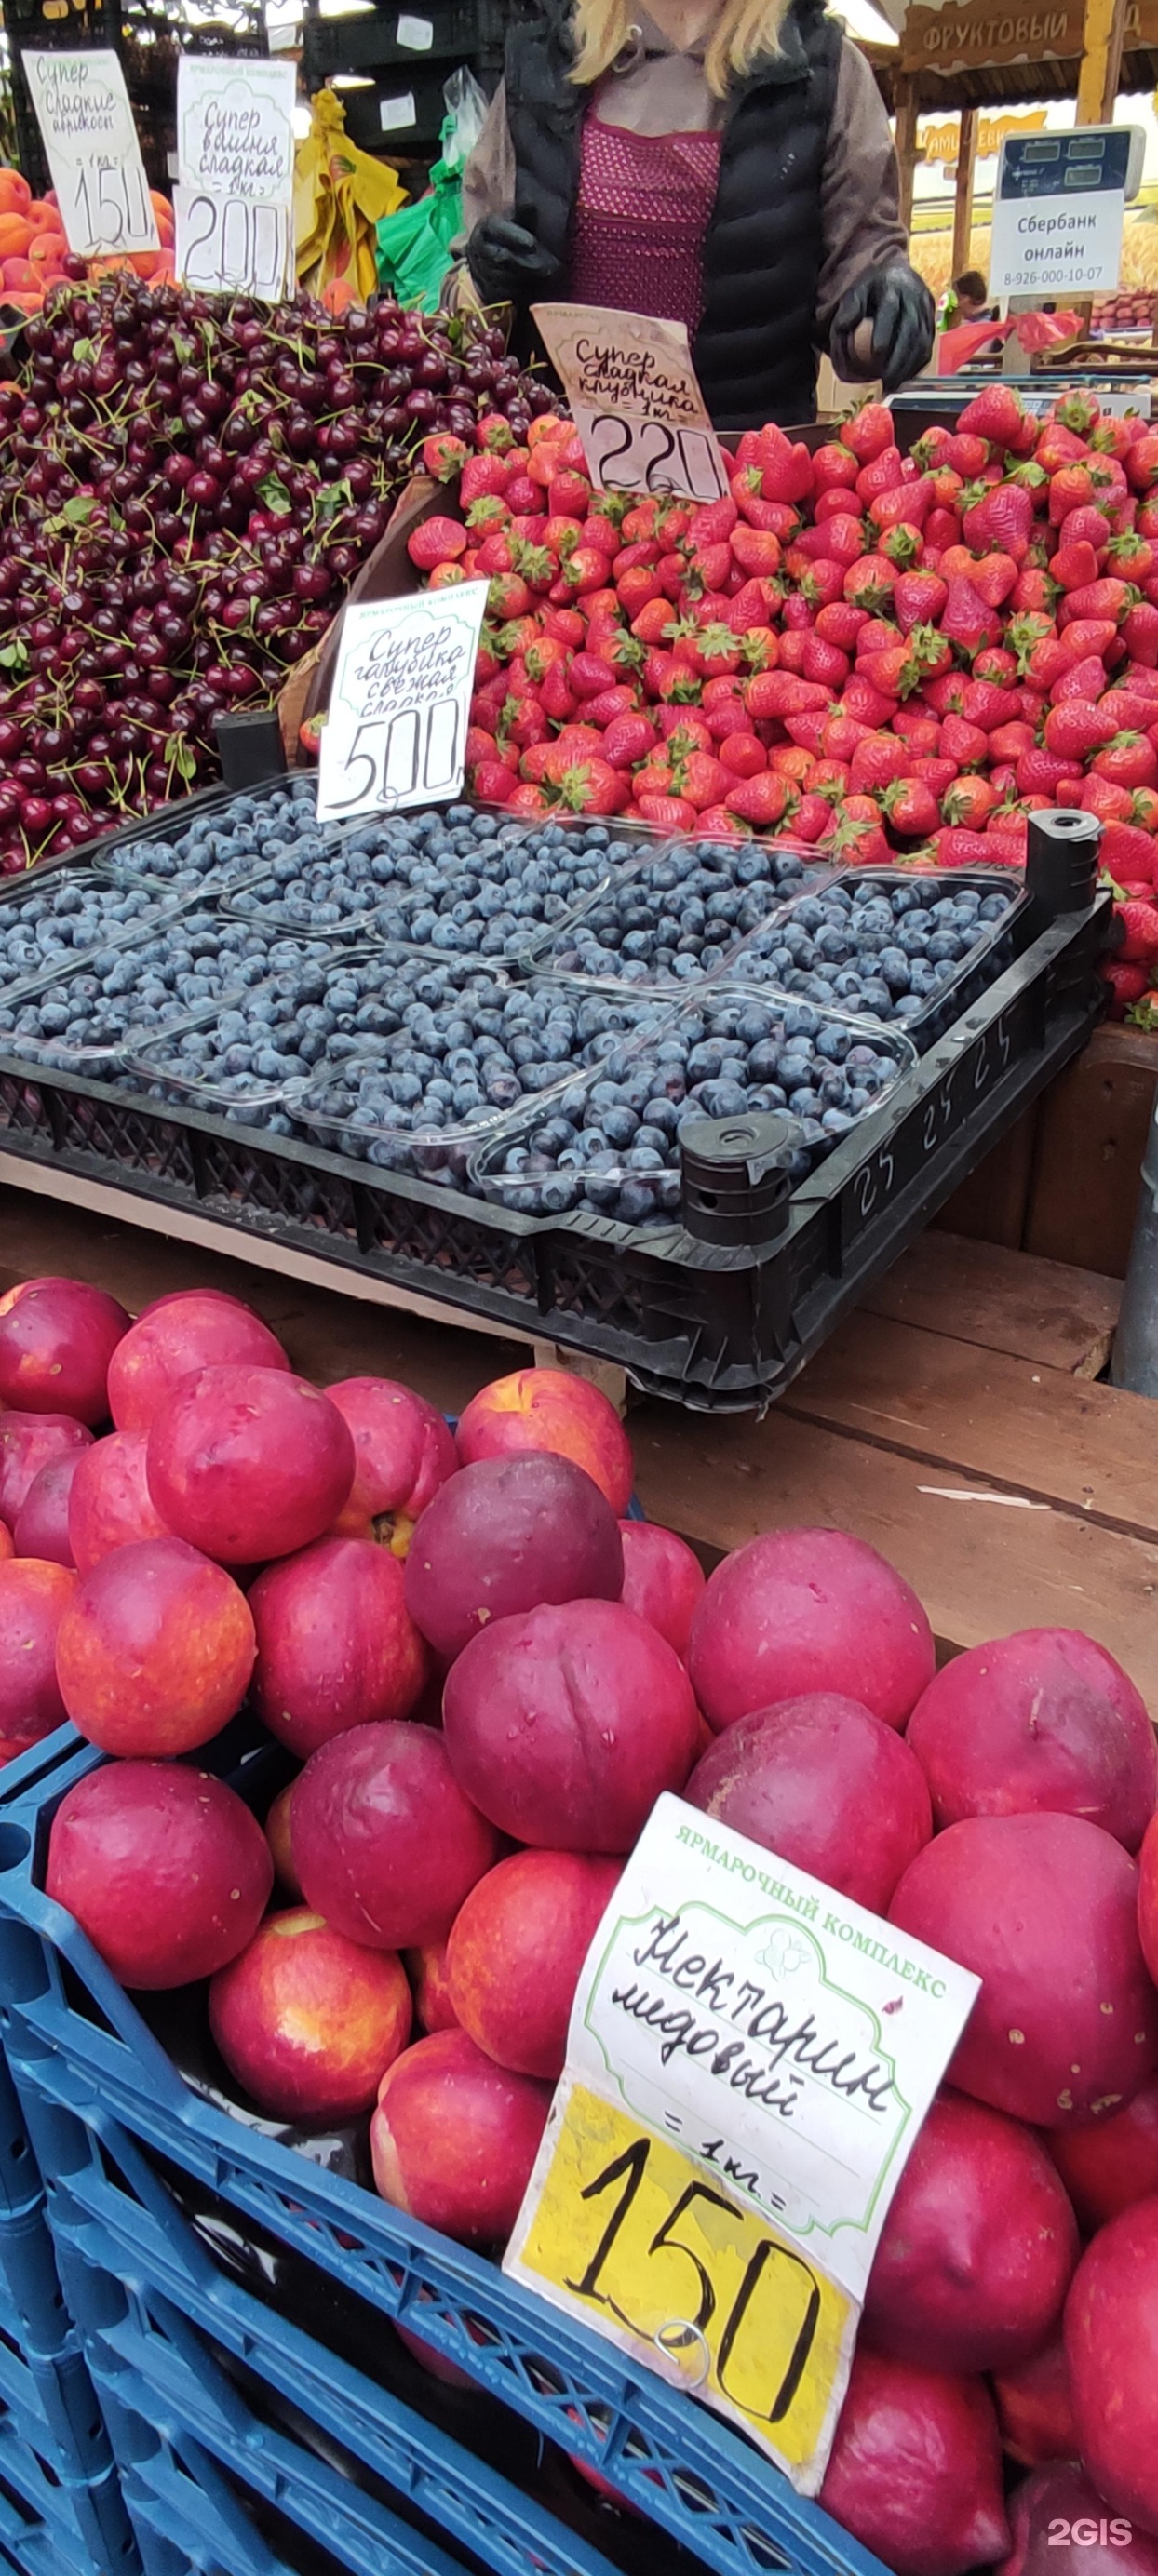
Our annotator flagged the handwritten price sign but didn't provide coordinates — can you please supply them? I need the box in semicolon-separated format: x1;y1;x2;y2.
23;52;158;260
506;1794;978;2493
317;584;491;825
532;303;730;504
509;2082;855;2486
175;59;295;302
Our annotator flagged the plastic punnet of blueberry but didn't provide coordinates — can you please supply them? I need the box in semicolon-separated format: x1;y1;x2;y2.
102;783;326;895
729;870;1018;1032
227;809;620;959
471;989;915;1228
0;914;338;1076
532;837;826;985
284;955;613;1182
0;872;182;991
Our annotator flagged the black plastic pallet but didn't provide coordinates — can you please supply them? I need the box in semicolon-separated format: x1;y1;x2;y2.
0;868;1110;1411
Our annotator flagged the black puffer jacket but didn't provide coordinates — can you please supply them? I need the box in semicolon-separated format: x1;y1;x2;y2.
501;0;842;426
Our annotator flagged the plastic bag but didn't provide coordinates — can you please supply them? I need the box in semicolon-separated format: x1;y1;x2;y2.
375;141;463;310
441;65;487;172
295;87;407;310
376;64;488;311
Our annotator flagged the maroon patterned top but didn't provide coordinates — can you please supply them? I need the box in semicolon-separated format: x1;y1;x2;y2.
569;114;722;336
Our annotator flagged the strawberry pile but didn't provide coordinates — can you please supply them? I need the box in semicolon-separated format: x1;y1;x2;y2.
407;388;1158;1029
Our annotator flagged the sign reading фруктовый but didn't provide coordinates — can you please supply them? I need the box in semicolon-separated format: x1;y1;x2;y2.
505;1793;979;2496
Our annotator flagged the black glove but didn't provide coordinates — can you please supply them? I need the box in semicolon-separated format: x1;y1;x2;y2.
465;215;561;310
830;263;936;393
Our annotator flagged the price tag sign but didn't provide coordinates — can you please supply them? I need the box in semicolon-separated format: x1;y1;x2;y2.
531;302;730;503
990;127;1136;299
23;51;159;259
174;58;295;299
505;1793;979;2493
317;584;490;825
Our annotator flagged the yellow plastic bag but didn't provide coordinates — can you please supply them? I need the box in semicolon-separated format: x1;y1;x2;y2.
294;88;406;309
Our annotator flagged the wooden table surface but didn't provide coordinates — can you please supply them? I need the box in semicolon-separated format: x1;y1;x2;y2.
3;1185;1153;1701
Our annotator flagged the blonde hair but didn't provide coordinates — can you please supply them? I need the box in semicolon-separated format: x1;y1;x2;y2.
569;0;793;99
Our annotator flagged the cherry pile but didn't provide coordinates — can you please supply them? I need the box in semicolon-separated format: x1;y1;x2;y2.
0;278;551;877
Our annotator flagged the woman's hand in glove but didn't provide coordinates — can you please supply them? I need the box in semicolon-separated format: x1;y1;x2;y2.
830;263;936;391
465;215;561;309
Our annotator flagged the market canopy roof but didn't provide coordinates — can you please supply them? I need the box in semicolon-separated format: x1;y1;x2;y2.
871;0;1158;104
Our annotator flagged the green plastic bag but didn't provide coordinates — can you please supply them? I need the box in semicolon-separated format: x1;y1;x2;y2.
376;126;464;312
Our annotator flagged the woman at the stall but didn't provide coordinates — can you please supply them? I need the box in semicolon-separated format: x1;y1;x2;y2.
460;0;935;428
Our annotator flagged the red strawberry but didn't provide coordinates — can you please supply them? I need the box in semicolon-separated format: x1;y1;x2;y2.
855;449;905;509
460;453;512;503
815;601;868;652
939;713;989;771
1057;503;1112;556
408;516;467;570
891;711;939;752
1104;960;1152;1015
769;744;815;783
636;792;698;832
989;721;1036;763
828;798;893;864
1043;701;1119;760
909;756;959;797
783;709;831;753
1082;775;1134;823
1059;577;1135;628
729;526;783;580
506;781;551;816
942;775;999;828
933;825;995;869
849;733;912;794
1097;688;1158;732
803;514;865;568
957;385;1031;450
843;401;895;463
1124;600;1158;664
1125;435;1158;494
1101;819;1158;883
882;777;939;839
925;506;963;552
871;478;933;533
844;555;896;613
813;441;859;493
791;791;835;842
938;577;1003;657
601;713;657;768
967;552;1018;610
719;732;768;780
879;523;926;570
1115;898;1158;962
895;570;948;634
1011;567;1058;615
962;482;1034;559
1015;746;1076;798
1093;731;1158;791
472;759;518;805
756;434;815;504
723;771;792;827
745;671;831;720
798;561;847;612
801;635;850;690
586;685;641;729
840;676;896;729
1050;654;1109;706
960;678;1019;731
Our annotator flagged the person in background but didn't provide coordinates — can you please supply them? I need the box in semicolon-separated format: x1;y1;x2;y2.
460;0;936;427
936;268;990;329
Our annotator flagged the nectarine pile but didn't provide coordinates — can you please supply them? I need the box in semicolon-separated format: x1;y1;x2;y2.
7;1263;1158;2567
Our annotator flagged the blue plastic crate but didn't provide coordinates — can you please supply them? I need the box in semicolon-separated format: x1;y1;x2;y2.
0;1723;886;2576
0;2395;134;2576
22;2090;640;2576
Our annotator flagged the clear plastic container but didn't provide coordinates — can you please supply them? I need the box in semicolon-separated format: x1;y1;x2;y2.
469;986;917;1230
524;835;837;986
94;776;325;898
0;869;181;992
226;809;625;962
282;966;666;1187
727;869;1028;1045
0;917;337;1077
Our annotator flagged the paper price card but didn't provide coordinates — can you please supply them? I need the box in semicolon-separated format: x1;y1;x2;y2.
174;59;295;300
509;2080;855;2489
505;1793;979;2493
317;584;491;825
23;52;159;260
531;303;730;505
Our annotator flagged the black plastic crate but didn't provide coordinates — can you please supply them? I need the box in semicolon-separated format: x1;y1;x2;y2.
0;840;1110;1408
305;4;483;75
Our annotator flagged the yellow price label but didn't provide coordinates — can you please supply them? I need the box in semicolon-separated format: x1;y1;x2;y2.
507;2081;856;2490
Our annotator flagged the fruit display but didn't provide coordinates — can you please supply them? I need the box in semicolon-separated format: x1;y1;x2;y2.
7;1264;1158;2573
0;277;549;872
0;774;987;1227
403;390;1158;1025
